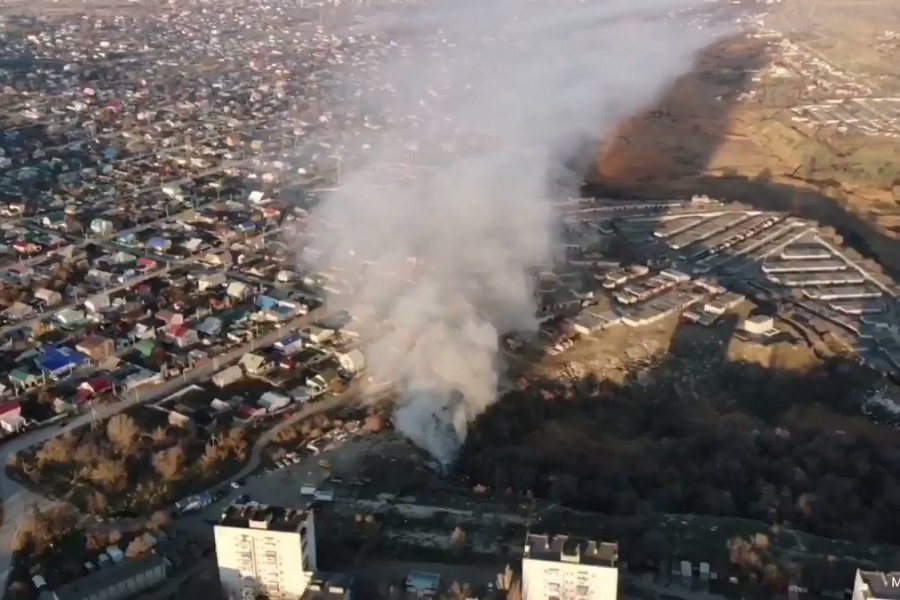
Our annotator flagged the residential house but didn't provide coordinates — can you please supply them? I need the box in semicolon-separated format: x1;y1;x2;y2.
146;237;172;253
42;212;67;231
137;257;157;272
155;310;184;329
338;350;366;374
0;400;24;433
307;369;338;395
201;250;233;268
4;301;34;321
34;287;63;308
305;326;334;345
37;347;87;379
116;232;138;246
166;325;199;348
212;365;243;388
76;335;115;363
120;366;163;391
198;271;227;291
183;238;204;254
76;379;114;406
226;281;251;300
84;293;111;314
239;352;273;376
197;316;224;337
8;369;40;391
56;309;86;327
90;218;115;235
263;303;297;323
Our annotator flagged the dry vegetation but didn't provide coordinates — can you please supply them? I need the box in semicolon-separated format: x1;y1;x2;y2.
7;505;173;598
13;413;249;515
460;343;900;546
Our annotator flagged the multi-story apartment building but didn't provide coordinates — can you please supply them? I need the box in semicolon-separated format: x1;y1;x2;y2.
215;504;317;600
853;569;900;600
522;534;619;600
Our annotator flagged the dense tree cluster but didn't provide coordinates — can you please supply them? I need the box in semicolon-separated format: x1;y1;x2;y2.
459;359;899;545
18;413;250;515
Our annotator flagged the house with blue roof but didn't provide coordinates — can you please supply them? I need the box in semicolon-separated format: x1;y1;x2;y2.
146;237;172;253
255;295;278;311
37;346;87;379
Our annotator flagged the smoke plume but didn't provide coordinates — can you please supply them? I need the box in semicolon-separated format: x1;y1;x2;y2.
303;0;720;464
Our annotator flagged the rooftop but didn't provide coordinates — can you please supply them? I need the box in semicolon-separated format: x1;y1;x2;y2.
219;503;310;533
858;570;900;600
39;556;166;600
524;533;618;568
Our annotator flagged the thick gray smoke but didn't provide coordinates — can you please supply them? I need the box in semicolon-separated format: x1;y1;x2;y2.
303;0;720;465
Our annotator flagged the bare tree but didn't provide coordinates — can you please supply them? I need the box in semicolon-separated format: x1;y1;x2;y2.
147;510;171;530
150;426;172;447
90;459;128;492
450;526;466;547
86;531;108;551
87;491;109;516
125;537;152;558
108;529;122;545
445;582;472;600
153;446;186;481
496;565;514;591
36;435;76;467
12;506;79;555
107;414;139;454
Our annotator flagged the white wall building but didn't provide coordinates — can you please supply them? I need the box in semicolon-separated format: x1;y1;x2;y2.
215;505;317;600
522;534;619;600
852;569;900;600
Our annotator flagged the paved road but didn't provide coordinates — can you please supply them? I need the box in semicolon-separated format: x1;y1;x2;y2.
0;306;333;590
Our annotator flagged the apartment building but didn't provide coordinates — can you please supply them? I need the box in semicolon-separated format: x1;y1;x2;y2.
522;534;619;600
852;569;900;600
215;504;317;600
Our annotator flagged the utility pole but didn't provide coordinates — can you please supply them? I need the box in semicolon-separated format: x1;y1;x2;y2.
89;398;98;432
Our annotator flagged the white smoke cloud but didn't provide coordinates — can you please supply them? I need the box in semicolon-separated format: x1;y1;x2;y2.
301;0;723;464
